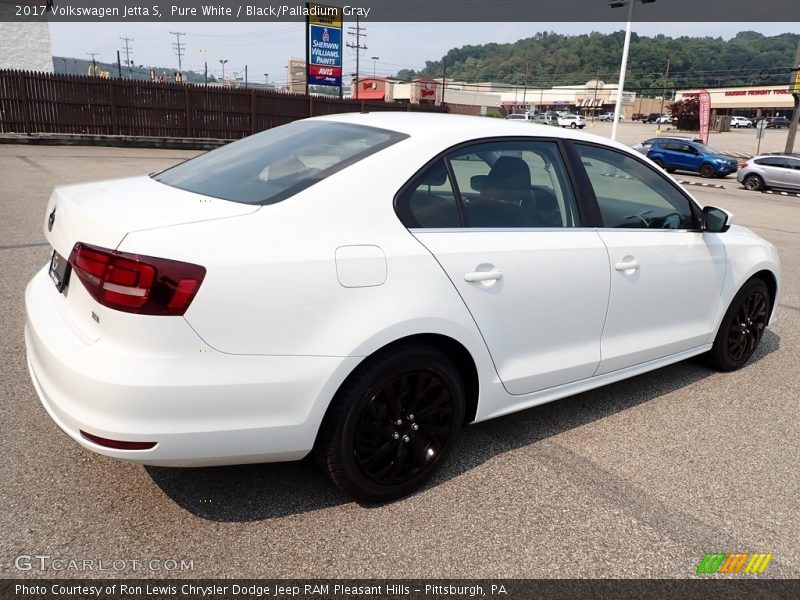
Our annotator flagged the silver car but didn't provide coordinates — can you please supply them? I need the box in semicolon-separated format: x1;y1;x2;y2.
737;153;800;191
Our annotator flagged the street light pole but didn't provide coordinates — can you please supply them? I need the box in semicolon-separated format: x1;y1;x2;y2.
219;59;228;83
370;56;379;77
611;0;635;141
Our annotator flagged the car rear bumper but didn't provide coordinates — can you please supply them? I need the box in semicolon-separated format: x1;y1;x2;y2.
25;266;359;467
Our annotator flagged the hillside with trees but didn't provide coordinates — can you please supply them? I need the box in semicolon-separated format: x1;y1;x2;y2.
395;31;799;96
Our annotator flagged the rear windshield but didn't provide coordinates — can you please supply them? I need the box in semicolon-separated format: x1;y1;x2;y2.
153;120;407;205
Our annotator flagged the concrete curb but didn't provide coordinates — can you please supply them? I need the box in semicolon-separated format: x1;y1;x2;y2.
0;133;230;150
763;189;800;198
677;180;725;189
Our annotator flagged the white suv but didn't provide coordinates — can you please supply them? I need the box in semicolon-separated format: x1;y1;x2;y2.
505;113;535;122
557;114;586;129
731;116;753;128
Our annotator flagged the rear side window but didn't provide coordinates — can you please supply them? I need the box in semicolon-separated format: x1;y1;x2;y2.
154;121;407;205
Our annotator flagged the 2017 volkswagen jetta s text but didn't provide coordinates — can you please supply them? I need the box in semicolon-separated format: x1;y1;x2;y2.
25;113;780;501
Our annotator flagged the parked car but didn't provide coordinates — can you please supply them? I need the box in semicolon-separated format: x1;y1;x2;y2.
534;113;559;126
645;113;663;123
647;139;739;178
730;116;753;128
557;114;586;128
631;113;646;122
655;115;674;124
25;113;780;502
630;136;703;156
505;113;535;122
765;116;791;129
598;112;623;122
737;153;800;191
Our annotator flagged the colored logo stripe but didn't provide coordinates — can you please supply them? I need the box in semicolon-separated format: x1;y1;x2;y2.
696;553;773;574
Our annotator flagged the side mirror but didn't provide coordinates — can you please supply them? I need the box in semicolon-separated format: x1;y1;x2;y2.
702;206;733;233
470;174;487;192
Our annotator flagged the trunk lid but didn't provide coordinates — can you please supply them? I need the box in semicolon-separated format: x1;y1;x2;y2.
44;175;258;257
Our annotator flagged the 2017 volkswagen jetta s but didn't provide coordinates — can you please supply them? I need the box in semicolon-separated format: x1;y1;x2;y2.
25;112;780;501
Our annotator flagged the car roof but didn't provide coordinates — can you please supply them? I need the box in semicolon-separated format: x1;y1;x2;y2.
312;111;626;151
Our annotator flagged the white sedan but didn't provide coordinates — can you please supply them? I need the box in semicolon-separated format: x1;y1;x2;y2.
25;113;780;502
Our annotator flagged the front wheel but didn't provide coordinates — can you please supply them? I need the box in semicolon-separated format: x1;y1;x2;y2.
570;122;577;129
706;279;770;371
699;164;715;178
652;158;665;169
316;343;465;502
743;174;764;191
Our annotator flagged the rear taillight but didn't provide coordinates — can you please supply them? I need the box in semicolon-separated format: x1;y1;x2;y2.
68;242;205;316
741;162;749;169
80;430;156;450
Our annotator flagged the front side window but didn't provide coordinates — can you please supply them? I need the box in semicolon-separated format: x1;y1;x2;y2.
154;121;406;205
575;143;697;230
447;141;580;228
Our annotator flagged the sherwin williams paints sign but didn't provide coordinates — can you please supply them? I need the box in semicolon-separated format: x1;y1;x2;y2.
306;3;343;87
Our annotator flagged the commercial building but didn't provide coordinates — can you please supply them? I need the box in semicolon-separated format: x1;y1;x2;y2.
0;22;53;73
675;85;796;119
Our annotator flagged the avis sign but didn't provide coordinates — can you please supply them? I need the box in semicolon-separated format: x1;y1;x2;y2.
306;3;342;88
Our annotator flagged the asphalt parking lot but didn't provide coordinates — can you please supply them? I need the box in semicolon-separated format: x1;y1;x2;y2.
1;140;798;580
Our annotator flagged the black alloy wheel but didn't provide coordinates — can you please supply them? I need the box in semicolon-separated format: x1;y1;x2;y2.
316;343;465;502
743;174;764;191
707;278;770;371
699;164;715;178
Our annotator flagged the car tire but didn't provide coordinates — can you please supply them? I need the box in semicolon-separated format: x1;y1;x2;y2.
666;167;676;174
706;278;770;372
699;164;715;178
652;158;665;169
734;123;740;128
570;123;577;129
315;343;465;502
743;174;764;191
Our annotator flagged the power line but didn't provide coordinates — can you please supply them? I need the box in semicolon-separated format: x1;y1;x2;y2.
347;17;367;97
120;37;134;78
170;31;186;75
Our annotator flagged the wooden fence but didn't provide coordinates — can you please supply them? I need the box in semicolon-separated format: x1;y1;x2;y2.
0;70;447;139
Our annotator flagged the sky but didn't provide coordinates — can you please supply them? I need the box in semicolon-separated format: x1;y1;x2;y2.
49;21;799;86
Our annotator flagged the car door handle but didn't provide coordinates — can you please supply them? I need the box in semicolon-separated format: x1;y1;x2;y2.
464;270;503;283
615;259;640;271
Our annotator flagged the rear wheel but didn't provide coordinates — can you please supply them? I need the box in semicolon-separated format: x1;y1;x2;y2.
699;164;715;178
743;174;764;191
570;122;577;129
707;279;770;371
652;158;665;169
316;343;465;502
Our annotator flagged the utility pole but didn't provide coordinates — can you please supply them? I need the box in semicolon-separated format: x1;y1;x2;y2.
657;56;671;132
116;51;122;78
522;61;530;112
87;52;98;76
346;16;367;99
120;37;134;78
441;56;447;106
244;65;248;88
170;31;186;77
592;70;600;123
784;38;800;153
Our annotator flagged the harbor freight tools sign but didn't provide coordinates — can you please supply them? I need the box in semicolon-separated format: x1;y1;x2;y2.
306;3;343;88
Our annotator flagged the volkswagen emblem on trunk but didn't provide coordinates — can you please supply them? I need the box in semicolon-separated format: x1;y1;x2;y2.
48;206;57;232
